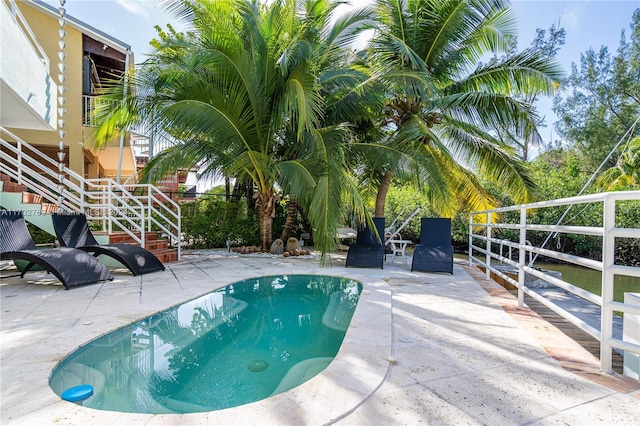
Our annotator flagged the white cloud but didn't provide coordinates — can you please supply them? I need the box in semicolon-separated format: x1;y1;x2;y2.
561;1;590;33
115;0;152;17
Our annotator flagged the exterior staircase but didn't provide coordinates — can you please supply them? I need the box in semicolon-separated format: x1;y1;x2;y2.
98;231;179;264
0;172;57;234
0;172;179;264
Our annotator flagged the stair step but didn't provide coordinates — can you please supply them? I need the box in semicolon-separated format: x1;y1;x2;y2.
3;182;28;193
106;232;160;244
92;231;160;244
84;231;178;263
92;231;174;258
40;203;57;214
153;248;179;263
142;239;169;251
22;192;43;204
110;234;162;244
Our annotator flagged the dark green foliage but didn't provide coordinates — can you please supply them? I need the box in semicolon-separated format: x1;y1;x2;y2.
367;0;565;217
178;196;310;249
272;199;310;244
502;24;566;161
180;196;260;249
451;213;471;253
28;222;55;245
384;184;467;252
384;185;434;242
616;238;640;267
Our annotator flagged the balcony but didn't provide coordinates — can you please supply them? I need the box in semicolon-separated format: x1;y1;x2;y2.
0;0;56;130
83;95;118;127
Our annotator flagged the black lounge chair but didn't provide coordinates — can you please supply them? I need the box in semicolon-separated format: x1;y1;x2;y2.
345;217;385;269
411;218;454;274
52;213;165;276
0;211;113;289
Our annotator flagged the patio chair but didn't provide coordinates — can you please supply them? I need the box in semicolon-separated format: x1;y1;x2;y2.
411;218;454;274
384;206;420;242
345;217;385;269
52;213;165;276
0;210;113;289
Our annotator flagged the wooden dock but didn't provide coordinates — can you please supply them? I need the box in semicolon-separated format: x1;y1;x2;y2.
522;295;625;374
465;264;638;393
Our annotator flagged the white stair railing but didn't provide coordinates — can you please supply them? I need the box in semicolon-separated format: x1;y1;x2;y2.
0;126;181;258
469;191;640;375
121;184;181;258
0;131;84;212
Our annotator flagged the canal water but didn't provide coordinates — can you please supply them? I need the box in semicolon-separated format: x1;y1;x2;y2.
533;261;639;303
458;254;639;303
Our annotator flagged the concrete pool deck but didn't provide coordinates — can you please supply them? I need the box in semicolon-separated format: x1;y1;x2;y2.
1;251;639;425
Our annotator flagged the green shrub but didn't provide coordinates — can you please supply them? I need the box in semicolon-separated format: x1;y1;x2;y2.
384;185;435;242
29;222;55;245
177;195;310;249
180;195;260;249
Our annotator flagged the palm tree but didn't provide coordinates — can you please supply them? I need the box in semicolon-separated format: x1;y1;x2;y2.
92;0;374;258
365;0;564;217
597;137;640;190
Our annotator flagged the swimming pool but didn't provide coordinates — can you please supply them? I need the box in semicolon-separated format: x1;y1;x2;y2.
49;274;362;414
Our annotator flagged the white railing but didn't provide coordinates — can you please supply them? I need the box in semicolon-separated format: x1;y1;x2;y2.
130;122;178;157
86;180;182;260
83;98;178;156
82;95;120;127
2;0;49;69
0;126;181;258
469;192;640;374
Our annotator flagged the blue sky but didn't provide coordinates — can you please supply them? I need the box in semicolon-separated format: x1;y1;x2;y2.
48;0;639;147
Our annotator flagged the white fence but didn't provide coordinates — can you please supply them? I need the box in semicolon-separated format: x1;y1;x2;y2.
469;191;640;374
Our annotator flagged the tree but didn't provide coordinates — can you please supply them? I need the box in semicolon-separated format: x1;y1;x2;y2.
93;0;373;258
366;0;564;218
596;137;640;190
509;24;565;161
553;9;640;172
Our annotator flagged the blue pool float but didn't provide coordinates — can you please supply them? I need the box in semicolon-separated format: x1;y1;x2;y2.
61;384;94;402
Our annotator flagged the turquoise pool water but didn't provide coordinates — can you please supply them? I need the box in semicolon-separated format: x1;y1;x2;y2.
49;275;362;414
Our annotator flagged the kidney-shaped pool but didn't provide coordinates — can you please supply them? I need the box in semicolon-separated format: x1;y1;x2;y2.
49;274;362;413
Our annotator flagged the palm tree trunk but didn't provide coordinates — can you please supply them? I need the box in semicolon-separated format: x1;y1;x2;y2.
258;188;276;250
259;209;273;252
225;177;231;201
280;196;297;241
375;171;393;217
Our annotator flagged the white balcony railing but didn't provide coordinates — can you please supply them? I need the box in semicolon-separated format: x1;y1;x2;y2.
1;0;56;130
469;192;640;374
82;95;120;127
83;96;180;160
2;0;48;69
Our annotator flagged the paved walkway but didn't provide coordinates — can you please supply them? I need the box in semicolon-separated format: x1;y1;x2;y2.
1;251;639;425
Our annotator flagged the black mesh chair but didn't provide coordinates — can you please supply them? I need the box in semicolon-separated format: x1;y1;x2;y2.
411;218;454;274
345;217;385;269
52;213;165;276
0;211;113;289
